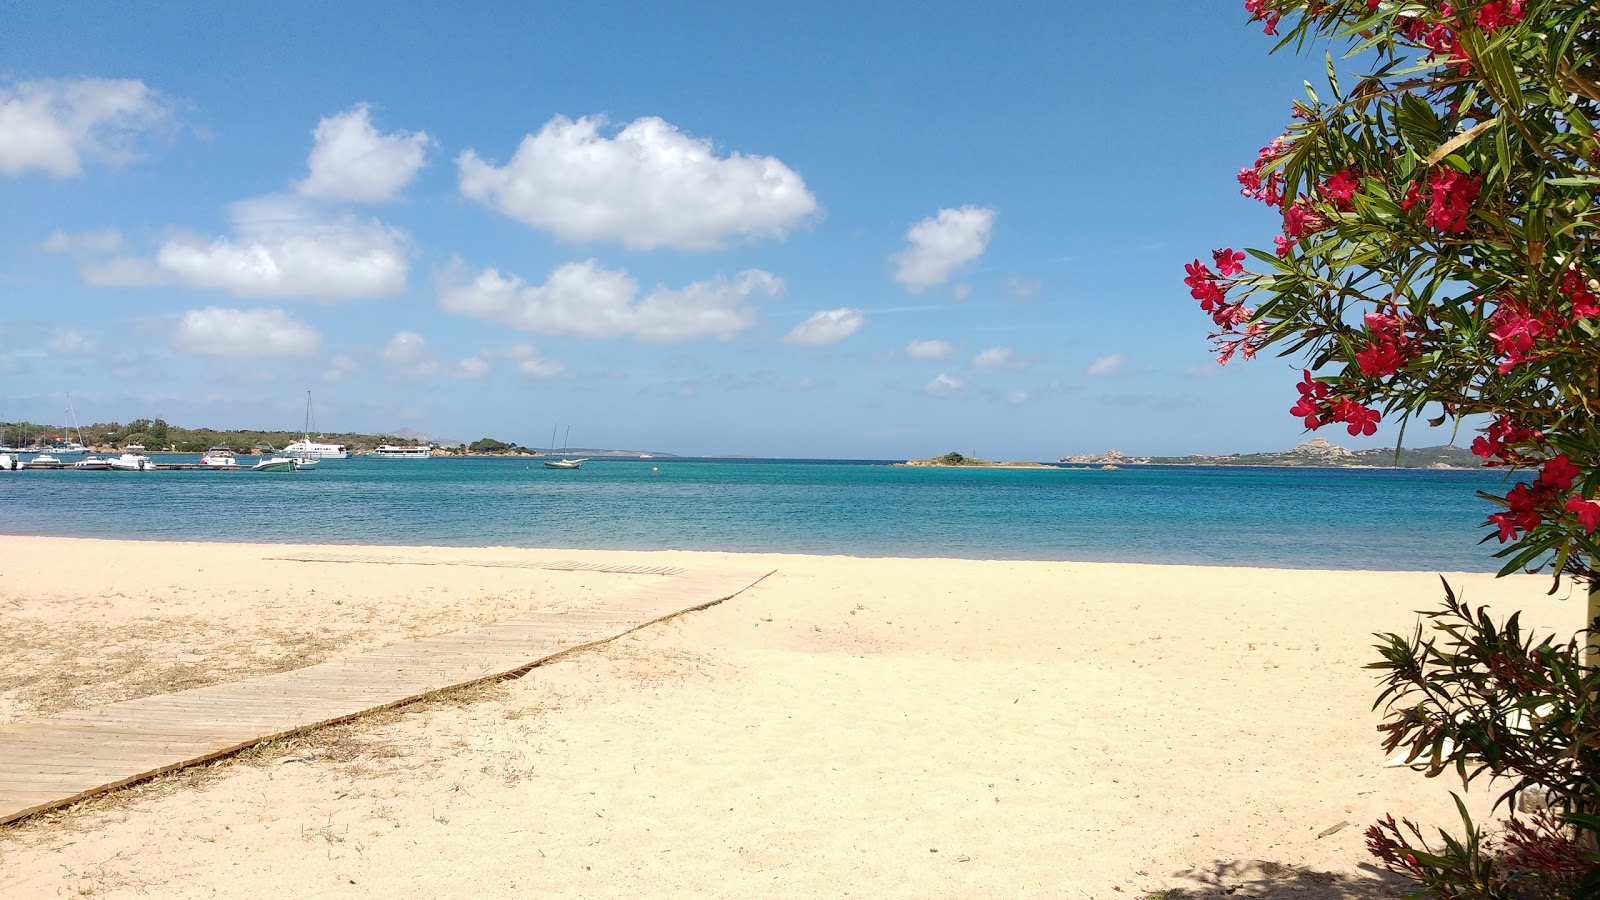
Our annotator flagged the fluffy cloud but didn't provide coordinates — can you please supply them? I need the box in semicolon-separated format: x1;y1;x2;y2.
972;346;1027;369
457;115;818;250
0;77;171;177
1007;277;1042;300
296;104;430;203
455;355;491;379
172;307;321;358
1086;353;1129;376
47;328;94;356
904;338;956;360
323;354;360;383
782;308;863;346
891;206;995;293
924;373;963;397
51;195;410;301
382;330;440;376
437;259;782;342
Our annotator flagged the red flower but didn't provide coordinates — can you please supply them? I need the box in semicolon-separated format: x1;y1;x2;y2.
1567;497;1600;534
1490;482;1545;542
1476;1;1525;33
1488;300;1556;373
1561;265;1599;319
1401;182;1423;211
1355;341;1405;377
1290;370;1328;429
1332;399;1381;436
1324;169;1362;210
1538;454;1580;492
1471;415;1541;463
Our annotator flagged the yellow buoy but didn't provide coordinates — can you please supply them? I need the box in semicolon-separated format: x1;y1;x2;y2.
652;467;659;472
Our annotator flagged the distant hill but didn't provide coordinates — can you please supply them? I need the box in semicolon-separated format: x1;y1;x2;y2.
1061;439;1482;469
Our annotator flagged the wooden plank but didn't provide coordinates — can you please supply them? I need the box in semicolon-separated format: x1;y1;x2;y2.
0;566;771;825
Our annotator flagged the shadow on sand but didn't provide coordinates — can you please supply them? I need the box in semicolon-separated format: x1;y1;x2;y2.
1153;859;1409;899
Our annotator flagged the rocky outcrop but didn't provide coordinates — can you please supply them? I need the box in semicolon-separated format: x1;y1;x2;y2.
1057;449;1152;465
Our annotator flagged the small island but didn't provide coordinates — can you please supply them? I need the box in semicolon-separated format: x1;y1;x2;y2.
899;452;1056;470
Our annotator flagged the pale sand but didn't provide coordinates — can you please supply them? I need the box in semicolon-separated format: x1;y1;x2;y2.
0;536;1583;898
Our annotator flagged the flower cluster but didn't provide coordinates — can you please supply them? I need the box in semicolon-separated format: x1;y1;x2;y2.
1487;454;1594;542
1185;250;1266;363
1288;370;1383;435
1354;308;1418;378
1561;265;1599;318
1402;169;1481;233
1237;137;1289;207
1470;414;1542;466
1475;1;1526;33
1487;298;1561;373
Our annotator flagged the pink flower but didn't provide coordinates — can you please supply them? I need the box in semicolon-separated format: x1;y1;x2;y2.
1289;370;1328;429
1422;169;1480;233
1324;169;1362;209
1212;248;1246;278
1355;341;1405;377
1476;1;1525;33
1471;415;1542;463
1331;399;1381;436
1567;497;1600;533
1561;266;1599;319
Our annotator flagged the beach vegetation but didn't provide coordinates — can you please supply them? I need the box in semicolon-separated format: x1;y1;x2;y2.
1196;0;1600;893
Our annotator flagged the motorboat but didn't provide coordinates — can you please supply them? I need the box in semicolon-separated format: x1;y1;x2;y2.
200;446;238;467
24;454;64;469
251;456;298;473
0;453;18;471
72;457;112;470
107;453;154;471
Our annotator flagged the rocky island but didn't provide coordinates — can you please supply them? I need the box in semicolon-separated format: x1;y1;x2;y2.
900;452;1056;470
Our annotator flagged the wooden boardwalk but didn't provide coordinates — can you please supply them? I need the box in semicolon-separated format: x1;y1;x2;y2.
0;563;770;825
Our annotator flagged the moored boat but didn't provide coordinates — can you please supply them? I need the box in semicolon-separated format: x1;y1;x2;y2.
200;446;238;467
251;456;298;472
24;454;63;469
72;457;112;470
369;444;432;459
107;453;154;471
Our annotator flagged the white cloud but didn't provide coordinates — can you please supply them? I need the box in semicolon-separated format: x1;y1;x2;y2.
891;206;995;293
517;356;569;378
1006;389;1033;405
172;307;321;358
0;77;171;177
1184;363;1224;379
457;115;818;250
51;195;410;301
296;104;430;203
972;346;1027;369
905;338;956;360
924;373;963;397
455;355;491;379
382;331;427;364
950;283;973;301
437;259;782;343
47;328;94;356
782;307;863;346
323;354;360;383
1086;353;1129;376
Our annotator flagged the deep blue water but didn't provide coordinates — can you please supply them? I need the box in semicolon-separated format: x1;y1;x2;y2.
0;457;1524;571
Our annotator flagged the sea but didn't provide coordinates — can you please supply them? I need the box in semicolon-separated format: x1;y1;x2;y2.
0;456;1526;572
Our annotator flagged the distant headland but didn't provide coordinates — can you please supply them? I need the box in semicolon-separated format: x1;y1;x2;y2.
1058;439;1479;470
898;452;1056;470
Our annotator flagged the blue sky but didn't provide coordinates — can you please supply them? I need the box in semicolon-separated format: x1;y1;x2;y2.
0;1;1463;458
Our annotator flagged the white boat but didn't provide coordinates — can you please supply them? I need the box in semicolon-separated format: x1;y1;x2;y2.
251;456;298;472
125;443;147;454
283;392;348;460
370;444;432;459
50;395;90;455
24;454;63;469
200;445;238;467
72;457;111;470
542;425;587;469
107;453;154;471
0;453;18;471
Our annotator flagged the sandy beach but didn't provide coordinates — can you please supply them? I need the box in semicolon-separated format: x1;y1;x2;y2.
0;536;1582;898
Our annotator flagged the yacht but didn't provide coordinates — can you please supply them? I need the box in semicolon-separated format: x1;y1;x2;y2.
24;454;64;469
107;452;154;471
72;457;112;470
0;453;18;471
251;456;299;473
370;444;433;459
200;446;239;467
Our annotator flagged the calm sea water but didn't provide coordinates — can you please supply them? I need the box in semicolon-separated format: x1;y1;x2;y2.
0;457;1524;571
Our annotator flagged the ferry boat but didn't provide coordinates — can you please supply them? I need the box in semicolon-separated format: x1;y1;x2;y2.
200;446;238;467
370;444;432;459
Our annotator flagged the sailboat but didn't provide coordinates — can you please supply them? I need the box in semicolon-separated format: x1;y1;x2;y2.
49;394;88;456
283;392;345;460
543;425;587;469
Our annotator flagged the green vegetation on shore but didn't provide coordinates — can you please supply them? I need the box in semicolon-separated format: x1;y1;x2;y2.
1;418;430;454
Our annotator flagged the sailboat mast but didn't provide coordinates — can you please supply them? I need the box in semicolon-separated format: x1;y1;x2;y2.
563;425;571;456
549;424;558;456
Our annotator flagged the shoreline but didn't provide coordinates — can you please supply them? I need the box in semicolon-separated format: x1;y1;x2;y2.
0;536;1578;896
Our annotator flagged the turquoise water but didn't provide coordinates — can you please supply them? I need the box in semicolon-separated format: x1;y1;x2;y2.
0;457;1522;571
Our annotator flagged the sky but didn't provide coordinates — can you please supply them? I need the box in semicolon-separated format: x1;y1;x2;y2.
0;1;1467;459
